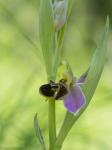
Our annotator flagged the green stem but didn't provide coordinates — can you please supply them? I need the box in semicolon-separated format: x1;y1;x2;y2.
49;30;63;149
49;33;58;150
49;99;56;150
51;33;61;79
48;22;67;150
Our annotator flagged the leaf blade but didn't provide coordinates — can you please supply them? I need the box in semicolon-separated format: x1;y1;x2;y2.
54;17;109;148
34;113;46;150
67;0;74;17
83;17;109;102
39;0;55;77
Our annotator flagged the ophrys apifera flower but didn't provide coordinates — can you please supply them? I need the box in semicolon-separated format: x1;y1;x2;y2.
39;62;88;115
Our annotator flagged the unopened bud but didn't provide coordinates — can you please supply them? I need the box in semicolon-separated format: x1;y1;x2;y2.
54;0;68;31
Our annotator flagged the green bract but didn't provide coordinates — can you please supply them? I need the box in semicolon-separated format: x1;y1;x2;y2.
34;114;46;150
67;0;74;16
54;17;109;149
39;0;55;77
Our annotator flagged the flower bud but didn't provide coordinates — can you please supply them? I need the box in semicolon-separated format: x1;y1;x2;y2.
54;0;68;31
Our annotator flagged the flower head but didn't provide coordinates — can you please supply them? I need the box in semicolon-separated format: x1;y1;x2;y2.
39;61;88;115
58;61;88;115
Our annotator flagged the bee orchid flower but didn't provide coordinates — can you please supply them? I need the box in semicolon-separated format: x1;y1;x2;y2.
62;74;87;115
39;61;88;115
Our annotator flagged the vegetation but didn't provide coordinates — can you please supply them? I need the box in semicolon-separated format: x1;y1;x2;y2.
0;0;112;149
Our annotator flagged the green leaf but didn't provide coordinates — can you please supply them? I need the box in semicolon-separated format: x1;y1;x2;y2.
83;17;109;103
39;0;55;77
34;113;46;150
67;0;74;17
57;24;66;49
54;17;109;149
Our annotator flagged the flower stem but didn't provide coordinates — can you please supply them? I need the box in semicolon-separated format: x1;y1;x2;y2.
49;32;61;149
48;23;66;149
49;99;56;150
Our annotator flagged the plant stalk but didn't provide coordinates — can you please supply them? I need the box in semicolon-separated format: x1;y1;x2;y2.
48;34;58;150
49;32;63;150
49;99;56;150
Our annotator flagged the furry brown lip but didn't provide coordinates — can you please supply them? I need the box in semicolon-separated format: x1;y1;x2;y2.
39;80;68;99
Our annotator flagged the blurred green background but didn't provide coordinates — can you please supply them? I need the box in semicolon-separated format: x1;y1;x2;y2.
0;0;112;149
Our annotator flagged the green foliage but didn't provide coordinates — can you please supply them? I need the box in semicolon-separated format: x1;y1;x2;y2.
67;0;74;16
0;0;111;150
34;113;46;150
54;17;109;149
39;0;55;77
83;17;109;103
